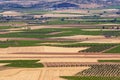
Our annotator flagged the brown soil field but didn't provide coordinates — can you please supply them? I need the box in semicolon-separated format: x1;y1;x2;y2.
79;3;102;9
53;9;89;14
0;67;88;80
51;35;105;40
53;9;119;14
0;11;23;17
26;24;119;30
0;46;88;54
0;63;9;67
34;14;85;18
81;38;120;43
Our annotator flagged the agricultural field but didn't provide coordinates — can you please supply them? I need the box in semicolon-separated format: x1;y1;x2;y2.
105;45;120;53
62;76;120;80
0;6;120;80
61;59;120;80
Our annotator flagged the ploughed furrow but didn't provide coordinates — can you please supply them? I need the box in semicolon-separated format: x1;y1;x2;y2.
76;64;120;77
44;62;120;67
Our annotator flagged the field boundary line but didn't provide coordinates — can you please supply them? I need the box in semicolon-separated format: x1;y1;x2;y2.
101;45;119;53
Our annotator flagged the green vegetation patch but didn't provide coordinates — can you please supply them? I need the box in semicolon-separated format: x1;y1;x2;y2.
105;45;120;53
0;60;44;68
0;28;120;38
0;40;76;48
98;60;120;63
61;76;120;80
43;19;80;25
0;26;12;29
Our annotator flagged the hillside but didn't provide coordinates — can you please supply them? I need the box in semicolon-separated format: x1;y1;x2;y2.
0;0;120;10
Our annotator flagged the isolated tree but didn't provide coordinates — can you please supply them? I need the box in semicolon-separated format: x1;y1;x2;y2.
102;26;105;29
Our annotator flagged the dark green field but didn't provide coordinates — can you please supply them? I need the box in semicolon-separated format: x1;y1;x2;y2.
0;60;44;68
98;60;120;63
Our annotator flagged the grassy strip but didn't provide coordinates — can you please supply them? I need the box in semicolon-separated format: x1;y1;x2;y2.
0;26;21;29
0;26;13;29
105;45;120;53
42;18;120;25
0;60;44;68
61;76;120;80
0;40;76;48
98;60;120;63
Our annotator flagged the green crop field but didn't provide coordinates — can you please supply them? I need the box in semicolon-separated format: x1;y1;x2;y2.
98;60;120;63
0;28;120;38
0;40;76;48
42;17;120;25
0;26;13;29
0;60;44;68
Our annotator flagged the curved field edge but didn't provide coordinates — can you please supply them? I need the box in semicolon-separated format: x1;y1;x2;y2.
0;60;44;68
44;43;119;53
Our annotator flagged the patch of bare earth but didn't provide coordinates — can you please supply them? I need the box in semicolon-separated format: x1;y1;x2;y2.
80;38;120;43
0;11;23;17
0;67;88;80
51;35;105;40
0;46;88;54
34;14;85;18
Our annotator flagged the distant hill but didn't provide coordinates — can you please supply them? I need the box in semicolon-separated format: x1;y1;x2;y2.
0;0;120;10
52;3;79;8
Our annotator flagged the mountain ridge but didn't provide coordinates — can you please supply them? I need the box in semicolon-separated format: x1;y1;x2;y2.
0;0;120;10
